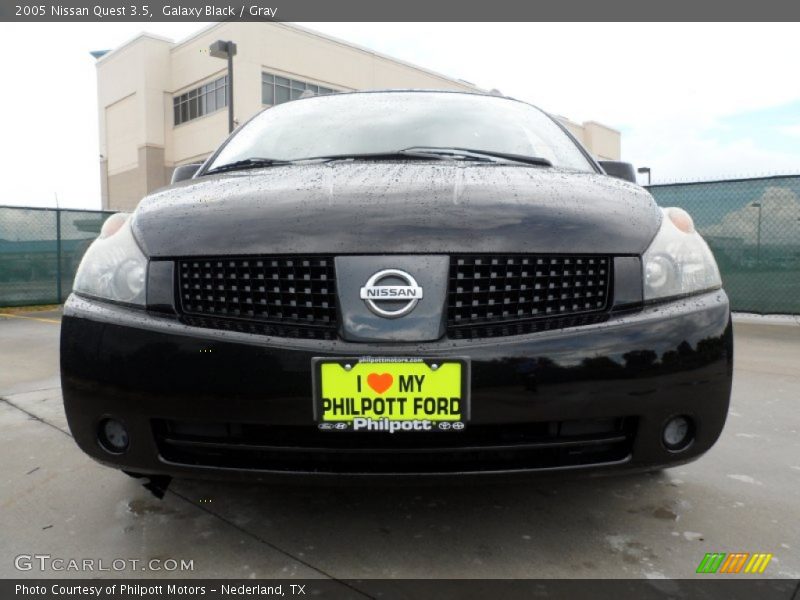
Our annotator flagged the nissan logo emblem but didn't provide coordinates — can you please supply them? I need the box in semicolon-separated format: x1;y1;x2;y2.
359;269;423;318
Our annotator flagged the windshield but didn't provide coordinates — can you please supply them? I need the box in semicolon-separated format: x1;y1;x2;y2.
206;91;595;172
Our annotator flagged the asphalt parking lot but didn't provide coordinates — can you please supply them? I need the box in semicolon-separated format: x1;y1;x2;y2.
1;308;798;582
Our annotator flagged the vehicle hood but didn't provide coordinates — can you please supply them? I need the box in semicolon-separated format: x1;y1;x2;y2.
133;162;662;257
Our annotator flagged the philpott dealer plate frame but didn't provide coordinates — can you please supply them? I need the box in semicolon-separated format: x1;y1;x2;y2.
311;357;471;432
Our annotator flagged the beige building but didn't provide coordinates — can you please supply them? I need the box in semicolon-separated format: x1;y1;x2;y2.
95;22;621;211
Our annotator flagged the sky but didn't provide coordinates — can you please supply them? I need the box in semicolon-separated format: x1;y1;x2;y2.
1;22;799;210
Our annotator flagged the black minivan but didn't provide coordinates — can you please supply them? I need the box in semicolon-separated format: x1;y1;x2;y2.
61;90;732;480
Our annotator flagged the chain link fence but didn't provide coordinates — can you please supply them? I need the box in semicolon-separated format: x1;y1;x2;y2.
0;206;114;307
648;175;800;314
2;176;800;313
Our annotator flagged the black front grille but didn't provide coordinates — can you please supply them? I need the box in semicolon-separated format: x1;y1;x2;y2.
180;315;338;340
447;313;610;340
177;256;337;336
447;255;611;332
176;254;613;340
153;417;637;474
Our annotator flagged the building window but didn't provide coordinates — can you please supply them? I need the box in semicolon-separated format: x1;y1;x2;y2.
173;76;228;126
262;71;337;106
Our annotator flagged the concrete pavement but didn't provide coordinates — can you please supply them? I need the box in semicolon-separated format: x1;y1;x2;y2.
1;309;798;581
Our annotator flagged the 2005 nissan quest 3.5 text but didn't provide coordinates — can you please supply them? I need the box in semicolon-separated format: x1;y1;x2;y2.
60;90;732;481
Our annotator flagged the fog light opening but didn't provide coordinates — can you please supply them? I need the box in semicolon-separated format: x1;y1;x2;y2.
98;418;129;454
662;415;694;452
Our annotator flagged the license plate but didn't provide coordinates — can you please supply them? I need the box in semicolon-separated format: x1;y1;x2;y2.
312;358;470;432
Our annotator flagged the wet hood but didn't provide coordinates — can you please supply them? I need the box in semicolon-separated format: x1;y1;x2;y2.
133;162;662;257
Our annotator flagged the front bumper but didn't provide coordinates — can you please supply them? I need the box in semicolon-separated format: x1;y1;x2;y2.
60;290;733;479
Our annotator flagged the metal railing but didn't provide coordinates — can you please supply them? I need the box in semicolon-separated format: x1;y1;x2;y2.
647;175;800;314
0;206;114;307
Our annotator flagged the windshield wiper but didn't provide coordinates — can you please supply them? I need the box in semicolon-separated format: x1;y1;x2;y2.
207;148;553;172
401;147;553;167
294;151;494;164
205;157;294;175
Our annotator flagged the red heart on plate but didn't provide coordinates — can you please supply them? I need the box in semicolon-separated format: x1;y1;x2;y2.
367;373;393;395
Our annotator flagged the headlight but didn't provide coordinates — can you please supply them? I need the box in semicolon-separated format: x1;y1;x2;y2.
73;213;147;305
643;207;721;302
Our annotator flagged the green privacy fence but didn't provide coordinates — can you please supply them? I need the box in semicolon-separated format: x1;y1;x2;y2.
2;175;800;313
0;206;114;307
648;175;800;314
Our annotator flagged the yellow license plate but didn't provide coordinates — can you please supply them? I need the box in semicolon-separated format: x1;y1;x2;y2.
312;358;469;432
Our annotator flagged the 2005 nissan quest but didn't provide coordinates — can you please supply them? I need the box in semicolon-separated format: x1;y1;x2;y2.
60;90;733;480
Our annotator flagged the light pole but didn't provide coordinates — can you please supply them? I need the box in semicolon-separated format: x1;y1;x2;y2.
637;167;651;186
751;201;763;266
209;40;237;133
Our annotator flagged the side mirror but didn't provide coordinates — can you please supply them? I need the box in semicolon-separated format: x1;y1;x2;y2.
171;163;202;184
598;160;637;184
